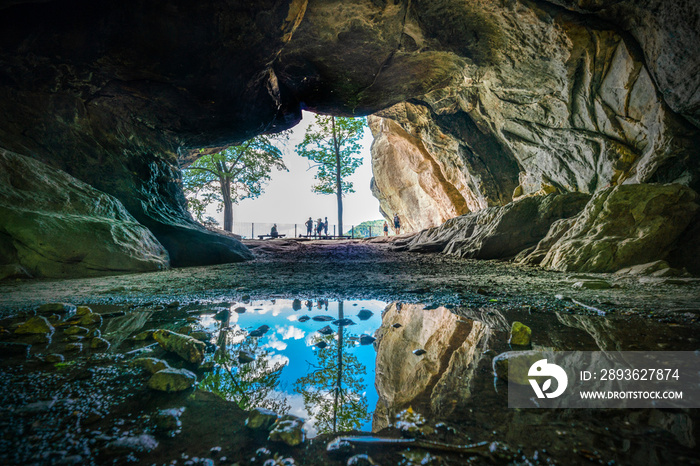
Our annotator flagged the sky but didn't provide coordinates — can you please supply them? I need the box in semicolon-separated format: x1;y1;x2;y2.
203;111;383;233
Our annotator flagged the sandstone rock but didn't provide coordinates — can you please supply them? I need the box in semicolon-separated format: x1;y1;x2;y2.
268;415;305;446
541;184;699;272
508;322;532;346
153;329;206;365
246;407;279;431
131;357;171;375
572;280;613;290
90;337;111;350
517;217;578;266
0;150;170;278
403;193;590;259
15;316;54;335
492;351;546;385
147;368;197;392
37;303;76;314
64;326;89;336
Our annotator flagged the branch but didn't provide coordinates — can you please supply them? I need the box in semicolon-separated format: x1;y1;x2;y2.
184;166;221;177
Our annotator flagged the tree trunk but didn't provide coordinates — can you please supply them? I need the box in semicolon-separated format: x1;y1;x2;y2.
332;116;343;235
221;177;233;232
333;300;344;433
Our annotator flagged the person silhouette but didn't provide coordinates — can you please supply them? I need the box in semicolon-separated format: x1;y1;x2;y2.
305;217;313;237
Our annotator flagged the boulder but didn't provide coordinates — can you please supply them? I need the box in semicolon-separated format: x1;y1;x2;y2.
0;149;170;278
268;415;305;446
147;368;197;392
15;316;54;335
246;407;279;431
153;329;206;365
131;358;171;375
492;351;546;385
508;322;532;346
402;193;590;259
541;184;699;272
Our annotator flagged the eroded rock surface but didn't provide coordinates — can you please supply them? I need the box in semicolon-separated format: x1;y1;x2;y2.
540;184;699;272
0;149;169;278
399;192;590;259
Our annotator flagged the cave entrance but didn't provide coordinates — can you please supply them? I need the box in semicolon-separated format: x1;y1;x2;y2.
183;111;393;240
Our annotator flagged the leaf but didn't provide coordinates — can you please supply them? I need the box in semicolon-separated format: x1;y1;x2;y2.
542;378;552;392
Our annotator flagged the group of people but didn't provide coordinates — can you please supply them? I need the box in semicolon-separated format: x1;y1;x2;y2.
305;216;329;237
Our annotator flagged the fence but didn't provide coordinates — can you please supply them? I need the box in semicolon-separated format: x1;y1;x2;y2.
228;222;390;239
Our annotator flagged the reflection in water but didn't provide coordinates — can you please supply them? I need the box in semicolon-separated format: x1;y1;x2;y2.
294;302;369;434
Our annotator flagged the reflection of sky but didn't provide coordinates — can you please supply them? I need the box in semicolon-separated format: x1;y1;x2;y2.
204;299;385;435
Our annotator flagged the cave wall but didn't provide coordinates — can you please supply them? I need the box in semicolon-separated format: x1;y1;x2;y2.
0;0;698;276
369;0;700;231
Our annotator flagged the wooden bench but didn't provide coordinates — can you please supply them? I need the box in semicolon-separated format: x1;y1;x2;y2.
257;234;286;239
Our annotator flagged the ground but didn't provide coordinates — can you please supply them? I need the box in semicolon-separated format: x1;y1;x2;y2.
1;239;699;317
1;239;699;465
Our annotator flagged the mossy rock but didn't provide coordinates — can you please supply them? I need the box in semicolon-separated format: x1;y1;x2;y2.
147;368;196;392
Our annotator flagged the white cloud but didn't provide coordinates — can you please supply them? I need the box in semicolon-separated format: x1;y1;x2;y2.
278;325;305;340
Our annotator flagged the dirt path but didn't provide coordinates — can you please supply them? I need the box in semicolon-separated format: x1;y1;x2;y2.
1;239;699;319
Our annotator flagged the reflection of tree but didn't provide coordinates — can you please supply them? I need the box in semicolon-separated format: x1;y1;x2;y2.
200;320;290;414
294;302;369;434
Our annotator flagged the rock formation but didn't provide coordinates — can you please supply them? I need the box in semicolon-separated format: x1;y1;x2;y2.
0;149;169;278
0;0;698;276
396;192;590;259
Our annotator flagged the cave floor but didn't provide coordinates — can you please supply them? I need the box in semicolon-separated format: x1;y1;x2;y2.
1;239;700;465
1;238;699;318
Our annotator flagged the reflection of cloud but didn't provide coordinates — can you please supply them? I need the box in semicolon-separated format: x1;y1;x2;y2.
278;325;305;340
263;336;287;351
287;315;298;322
269;353;290;367
271;391;319;438
228;325;246;345
272;308;281;317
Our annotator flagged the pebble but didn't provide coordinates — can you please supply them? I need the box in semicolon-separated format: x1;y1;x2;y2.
147;368;197;392
90;337;111;350
318;325;334;335
64;326;89;336
509;321;532;346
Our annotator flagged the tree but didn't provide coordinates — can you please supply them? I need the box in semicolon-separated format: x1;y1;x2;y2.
296;115;365;235
293;302;369;433
182;134;288;232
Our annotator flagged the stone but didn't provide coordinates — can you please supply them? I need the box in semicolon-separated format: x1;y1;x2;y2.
245;407;279;431
508;322;532;346
37;303;76;314
190;331;210;341
15;316;54;335
87;329;101;338
268;415;305;446
154;407;185;432
359;335;376;345
233;307;247;314
298;316;310;323
90;337;111;350
153;329;206;365
615;260;671;276
332;318;356;327
357;310;373;321
147;368;197;392
541;184;699;272
65;343;83;353
45;353;65;363
347;454;374;466
317;326;334;336
248;325;270;338
64;326;89;336
315;341;328;349
572;280;613;290
238;350;256;364
492;351;545;385
75;306;92;316
312;315;334;322
134;330;154;341
0;150;171;278
79;312;103;326
402;193;590;260
413;349;427;356
131;357;171;375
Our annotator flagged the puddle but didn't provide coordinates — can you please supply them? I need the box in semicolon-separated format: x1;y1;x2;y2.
1;298;699;465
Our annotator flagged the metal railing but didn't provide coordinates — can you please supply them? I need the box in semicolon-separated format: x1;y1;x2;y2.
215;222;392;239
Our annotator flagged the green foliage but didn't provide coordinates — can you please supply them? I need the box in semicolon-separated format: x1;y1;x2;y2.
199;327;290;415
345;219;387;238
296;115;365;197
293;333;369;434
182;133;289;223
